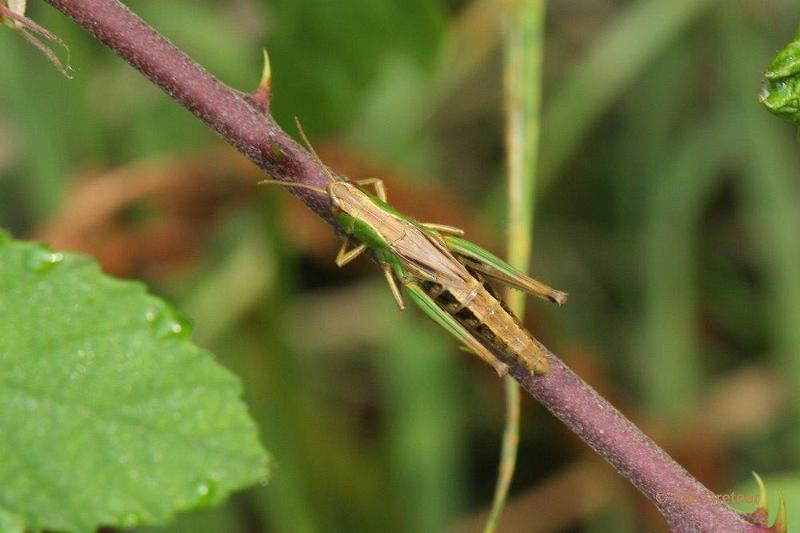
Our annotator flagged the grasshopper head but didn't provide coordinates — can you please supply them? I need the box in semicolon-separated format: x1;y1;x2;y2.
327;180;355;213
328;181;361;235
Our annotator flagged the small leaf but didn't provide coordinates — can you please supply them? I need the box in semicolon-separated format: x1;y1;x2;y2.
0;231;269;532
765;40;800;80
760;36;800;124
9;0;25;12
1;0;25;27
0;0;71;77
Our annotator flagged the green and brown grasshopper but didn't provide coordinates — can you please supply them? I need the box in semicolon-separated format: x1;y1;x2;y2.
264;123;566;376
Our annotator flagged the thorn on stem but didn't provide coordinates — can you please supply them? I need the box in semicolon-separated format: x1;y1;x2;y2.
743;472;769;527
244;48;272;113
754;472;768;513
772;493;787;533
744;472;789;532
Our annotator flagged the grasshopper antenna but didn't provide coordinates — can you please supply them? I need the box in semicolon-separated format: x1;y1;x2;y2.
258;178;327;195
294;116;341;183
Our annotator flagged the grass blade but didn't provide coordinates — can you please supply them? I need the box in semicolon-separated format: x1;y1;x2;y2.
539;0;720;193
484;1;546;531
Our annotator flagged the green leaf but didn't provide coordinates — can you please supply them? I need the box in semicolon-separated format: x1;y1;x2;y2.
0;230;269;532
760;36;800;123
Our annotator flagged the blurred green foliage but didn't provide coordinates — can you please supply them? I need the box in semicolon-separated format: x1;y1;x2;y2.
2;0;800;531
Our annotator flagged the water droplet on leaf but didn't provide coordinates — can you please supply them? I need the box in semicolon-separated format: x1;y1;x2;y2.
24;247;64;273
194;479;217;507
145;306;192;339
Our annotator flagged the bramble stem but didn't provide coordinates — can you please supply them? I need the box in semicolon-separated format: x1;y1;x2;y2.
43;0;335;223
42;0;766;530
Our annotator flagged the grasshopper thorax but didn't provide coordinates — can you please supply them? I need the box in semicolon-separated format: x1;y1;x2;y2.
327;180;357;213
328;181;367;223
328;181;368;237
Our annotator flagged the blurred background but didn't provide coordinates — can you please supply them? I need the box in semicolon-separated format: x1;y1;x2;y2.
2;0;800;531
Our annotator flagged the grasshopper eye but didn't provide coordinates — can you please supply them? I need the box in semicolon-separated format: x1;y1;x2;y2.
328;183;345;209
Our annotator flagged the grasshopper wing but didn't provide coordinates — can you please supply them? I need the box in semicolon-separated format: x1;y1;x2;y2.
443;236;567;306
403;282;509;377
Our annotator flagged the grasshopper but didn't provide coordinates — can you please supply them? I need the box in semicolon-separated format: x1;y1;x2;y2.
263;121;566;376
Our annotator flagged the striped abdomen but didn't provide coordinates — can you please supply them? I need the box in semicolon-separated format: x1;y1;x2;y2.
422;274;549;374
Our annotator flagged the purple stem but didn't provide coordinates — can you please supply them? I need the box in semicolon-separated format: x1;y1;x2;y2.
42;0;766;530
509;360;762;532
45;0;333;222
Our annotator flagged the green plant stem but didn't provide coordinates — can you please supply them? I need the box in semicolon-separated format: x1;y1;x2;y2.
484;1;545;532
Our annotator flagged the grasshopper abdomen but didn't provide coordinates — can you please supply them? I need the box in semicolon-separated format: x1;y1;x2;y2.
421;272;549;375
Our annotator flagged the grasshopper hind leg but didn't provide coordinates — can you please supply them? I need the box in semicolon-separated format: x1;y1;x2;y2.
404;282;509;377
383;265;406;311
458;346;509;377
